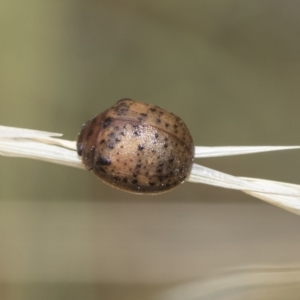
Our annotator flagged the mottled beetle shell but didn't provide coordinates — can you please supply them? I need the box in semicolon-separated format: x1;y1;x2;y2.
77;99;194;194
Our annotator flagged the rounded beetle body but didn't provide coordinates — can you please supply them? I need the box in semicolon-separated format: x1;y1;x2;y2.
77;99;194;194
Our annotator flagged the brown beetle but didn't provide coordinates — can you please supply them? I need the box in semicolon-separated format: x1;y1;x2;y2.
77;99;194;194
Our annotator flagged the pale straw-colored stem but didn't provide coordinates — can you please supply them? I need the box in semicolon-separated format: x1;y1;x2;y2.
160;266;300;300
1;125;300;215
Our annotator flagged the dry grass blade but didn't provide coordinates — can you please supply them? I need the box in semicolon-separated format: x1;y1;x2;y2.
159;267;300;300
195;145;300;158
0;139;83;169
188;164;300;215
1;125;300;215
0;125;62;138
0;126;82;169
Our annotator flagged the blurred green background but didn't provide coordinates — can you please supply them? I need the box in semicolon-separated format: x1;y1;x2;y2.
1;1;300;299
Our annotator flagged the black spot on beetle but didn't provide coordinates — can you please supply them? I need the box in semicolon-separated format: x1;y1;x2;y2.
154;133;159;139
179;168;184;174
98;167;106;173
138;145;145;151
168;158;174;164
114;101;130;115
165;123;169;128
158;176;164;182
103;117;112;128
164;144;168;148
140;113;148;117
108;143;115;149
132;179;138;185
96;156;111;166
149;182;156;186
100;139;105;144
156;118;161;123
77;143;83;156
